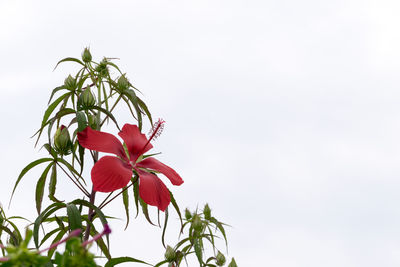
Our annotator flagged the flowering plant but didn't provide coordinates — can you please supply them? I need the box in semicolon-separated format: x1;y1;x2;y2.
1;49;237;266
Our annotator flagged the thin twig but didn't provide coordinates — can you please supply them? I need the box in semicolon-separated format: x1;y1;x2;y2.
99;177;138;210
99;95;122;127
56;162;90;197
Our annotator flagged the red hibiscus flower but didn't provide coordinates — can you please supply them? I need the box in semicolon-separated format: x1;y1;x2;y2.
77;120;183;211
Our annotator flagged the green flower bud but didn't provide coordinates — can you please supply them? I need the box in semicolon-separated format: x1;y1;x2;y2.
95;59;109;77
78;87;96;108
203;203;211;220
87;114;98;129
117;75;130;92
228;258;237;267
185;208;192;220
168;263;176;267
54;125;71;154
216;251;226;266
164;245;176;262
64;75;76;90
82;47;92;63
192;214;202;232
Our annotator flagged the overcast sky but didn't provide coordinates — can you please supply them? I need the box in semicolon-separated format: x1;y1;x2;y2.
2;0;400;266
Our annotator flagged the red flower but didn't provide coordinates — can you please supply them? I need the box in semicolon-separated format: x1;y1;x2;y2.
77;121;183;211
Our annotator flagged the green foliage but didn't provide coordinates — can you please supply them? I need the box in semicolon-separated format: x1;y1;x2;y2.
2;48;237;266
53;238;97;267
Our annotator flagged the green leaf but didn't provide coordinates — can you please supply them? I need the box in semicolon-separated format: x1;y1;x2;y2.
35;163;54;214
0;225;19;245
123;89;143;130
194;238;203;264
104;257;151;267
161;208;168;248
84;106;120;131
33;202;67;248
10;158;54;204
210;217;228;247
54;57;85;70
153;260;169;267
70;199;108;226
47;229;66;258
66;204;82;232
132;177;139;218
139;198;156;226
122;187;129;230
136;96;153;125
41;92;71;129
48;164;63;203
39;228;62;247
76;111;87;132
169;190;183;229
48;85;68;105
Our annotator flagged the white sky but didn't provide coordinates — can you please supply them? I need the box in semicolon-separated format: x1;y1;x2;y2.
2;0;400;266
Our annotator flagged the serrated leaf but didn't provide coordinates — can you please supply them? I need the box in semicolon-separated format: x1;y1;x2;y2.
104;257;151;267
66;204;82;232
35;163;54;214
10;158;54;204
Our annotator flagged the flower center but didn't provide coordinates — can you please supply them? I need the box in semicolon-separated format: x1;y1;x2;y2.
138;119;165;155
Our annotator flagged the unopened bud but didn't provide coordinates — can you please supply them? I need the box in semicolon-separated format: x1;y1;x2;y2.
87;114;98;129
79;87;96;108
203;203;211;220
54;125;71;154
216;251;226;266
64;75;76;90
117;75;130;92
96;59;109;77
192;215;202;232
82;47;92;63
185;208;192;220
228;258;237;267
164;245;176;262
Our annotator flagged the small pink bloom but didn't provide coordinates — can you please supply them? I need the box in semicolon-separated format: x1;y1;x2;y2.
78;121;183;211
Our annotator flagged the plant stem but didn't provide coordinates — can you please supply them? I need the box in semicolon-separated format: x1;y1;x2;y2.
84;186;96;241
99;177;138;210
56;162;90;197
99;95;122;127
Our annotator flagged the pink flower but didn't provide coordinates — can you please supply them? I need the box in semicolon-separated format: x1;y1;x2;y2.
77;121;183;211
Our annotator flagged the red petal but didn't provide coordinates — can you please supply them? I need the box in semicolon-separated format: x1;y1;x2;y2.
118;124;153;161
78;127;126;159
137;157;184;186
137;169;170;211
91;156;132;192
